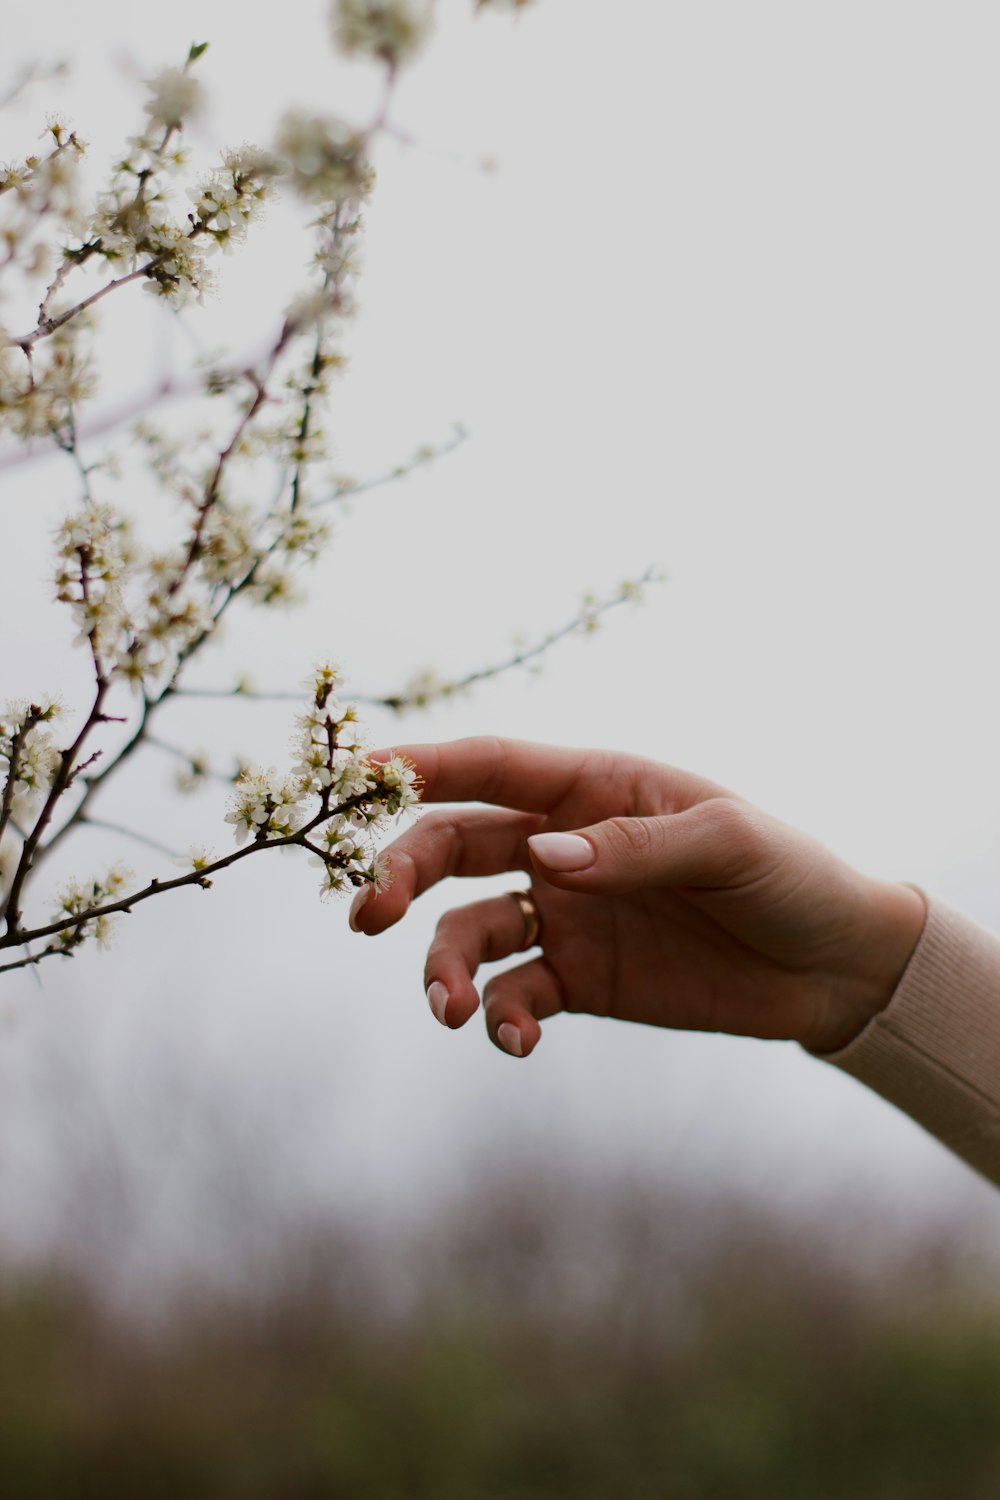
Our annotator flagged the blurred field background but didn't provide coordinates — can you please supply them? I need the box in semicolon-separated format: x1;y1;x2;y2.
3;1169;1000;1499
4;0;1000;1491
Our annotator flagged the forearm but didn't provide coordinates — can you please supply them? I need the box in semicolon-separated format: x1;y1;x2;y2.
810;891;1000;1190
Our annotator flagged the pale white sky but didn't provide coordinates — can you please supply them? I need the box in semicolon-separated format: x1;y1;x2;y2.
2;1;1000;1290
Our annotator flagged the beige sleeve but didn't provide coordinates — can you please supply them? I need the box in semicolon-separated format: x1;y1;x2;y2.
814;891;1000;1189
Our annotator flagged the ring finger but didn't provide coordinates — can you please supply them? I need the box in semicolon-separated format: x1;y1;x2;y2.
423;892;542;1032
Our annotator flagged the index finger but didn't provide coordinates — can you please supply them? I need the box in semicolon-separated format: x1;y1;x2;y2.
367;736;596;814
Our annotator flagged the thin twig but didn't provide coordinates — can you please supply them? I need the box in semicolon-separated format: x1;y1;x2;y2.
0;948;57;977
78;815;181;860
170;567;662;710
311;425;469;509
9;264;156;353
145;734;234;787
0;59;69;113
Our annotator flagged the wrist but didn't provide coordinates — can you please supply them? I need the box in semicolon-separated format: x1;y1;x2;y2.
808;881;928;1054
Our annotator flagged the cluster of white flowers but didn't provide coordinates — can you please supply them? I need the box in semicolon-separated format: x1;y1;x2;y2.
0;122;86;285
224;666;421;897
90;141;215;308
118;556;214;693
189;147;272;254
0;700;63;828
331;0;433;68
197;504;260;590
50;465;338;691
0;322;96;440
53;503;137;672
81;57;274;308
275;112;374;206
224;768;307;845
51;863;132;953
0;11;570;978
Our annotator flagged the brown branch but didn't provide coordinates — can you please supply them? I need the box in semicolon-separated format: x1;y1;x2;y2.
36;241;100;330
1;681;110;938
3;785;381;956
0;712;40;847
167;328;291;598
9;264;156;354
0;330;281;476
0;946;61;977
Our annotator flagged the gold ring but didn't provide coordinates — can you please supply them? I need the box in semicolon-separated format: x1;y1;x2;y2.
508;889;541;950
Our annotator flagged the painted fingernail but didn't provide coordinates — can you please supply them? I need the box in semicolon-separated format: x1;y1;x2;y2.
349;885;372;932
426;981;449;1026
497;1022;523;1057
527;832;596;872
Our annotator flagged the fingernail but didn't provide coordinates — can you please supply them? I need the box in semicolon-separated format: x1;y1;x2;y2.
426;981;449;1026
349;885;372;932
527;832;596;872
497;1022;523;1057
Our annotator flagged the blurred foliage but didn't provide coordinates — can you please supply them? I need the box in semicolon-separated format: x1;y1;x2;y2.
0;1173;999;1498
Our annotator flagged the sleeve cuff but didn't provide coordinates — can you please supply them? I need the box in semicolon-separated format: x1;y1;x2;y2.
813;889;1000;1187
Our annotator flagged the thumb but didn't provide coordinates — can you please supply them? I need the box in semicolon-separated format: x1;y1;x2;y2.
527;799;771;895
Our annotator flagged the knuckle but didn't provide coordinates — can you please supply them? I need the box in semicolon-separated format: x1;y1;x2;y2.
601;814;659;863
696;797;770;871
418;813;463;879
700;796;754;842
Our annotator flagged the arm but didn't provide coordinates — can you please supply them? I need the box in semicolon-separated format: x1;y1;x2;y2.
816;891;1000;1188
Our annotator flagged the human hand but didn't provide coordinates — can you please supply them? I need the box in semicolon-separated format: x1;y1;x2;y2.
348;738;926;1059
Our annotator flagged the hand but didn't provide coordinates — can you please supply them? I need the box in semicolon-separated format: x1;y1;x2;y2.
348;738;926;1059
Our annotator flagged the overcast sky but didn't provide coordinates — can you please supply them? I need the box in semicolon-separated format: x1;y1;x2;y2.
3;0;1000;1289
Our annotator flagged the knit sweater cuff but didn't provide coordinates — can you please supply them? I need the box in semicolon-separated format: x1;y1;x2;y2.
813;891;1000;1187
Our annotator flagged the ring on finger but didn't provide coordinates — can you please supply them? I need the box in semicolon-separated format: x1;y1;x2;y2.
507;888;541;951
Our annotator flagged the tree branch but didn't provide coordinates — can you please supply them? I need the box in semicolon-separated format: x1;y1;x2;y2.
169;567;662;711
77;815;181;860
2;785;380;956
1;682;110;938
9;264;156;354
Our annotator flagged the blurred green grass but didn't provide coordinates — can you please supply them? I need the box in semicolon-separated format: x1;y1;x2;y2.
1;1174;998;1499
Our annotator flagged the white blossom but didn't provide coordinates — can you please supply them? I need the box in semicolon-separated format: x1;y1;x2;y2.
0;699;63;826
52;864;132;952
53;503;136;672
190;147;272;251
144;67;204;129
0;322;96;441
376;754;421;815
331;0;433;68
275;112;374;205
224;769;307;845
